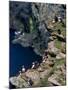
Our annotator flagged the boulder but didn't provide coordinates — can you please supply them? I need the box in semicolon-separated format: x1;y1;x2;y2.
25;70;40;85
56;34;66;42
61;42;66;53
49;36;54;41
40;68;52;79
48;47;59;57
48;74;61;86
9;76;30;88
56;52;65;59
37;67;44;72
48;41;59;56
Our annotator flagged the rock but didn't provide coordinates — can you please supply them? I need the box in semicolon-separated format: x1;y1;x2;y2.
61;42;66;53
54;70;62;75
10;76;30;88
10;77;18;87
61;42;65;48
40;62;50;69
45;60;54;67
25;70;40;85
10;2;66;87
48;24;54;29
60;64;66;75
56;34;66;42
51;33;66;42
49;36;54;41
40;68;52;79
56;65;66;76
52;36;57;39
48;74;61;86
48;41;59;56
10;2;66;56
51;32;57;36
37;67;44;72
56;52;65;59
32;3;65;26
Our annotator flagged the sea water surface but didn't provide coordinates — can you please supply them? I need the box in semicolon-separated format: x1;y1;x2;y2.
9;29;42;77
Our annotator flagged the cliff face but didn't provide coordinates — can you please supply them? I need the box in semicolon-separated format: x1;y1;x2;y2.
10;33;66;88
32;3;66;25
9;1;66;88
10;2;66;56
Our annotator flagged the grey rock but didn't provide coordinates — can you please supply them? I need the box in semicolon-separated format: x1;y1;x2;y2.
56;52;66;59
10;76;30;88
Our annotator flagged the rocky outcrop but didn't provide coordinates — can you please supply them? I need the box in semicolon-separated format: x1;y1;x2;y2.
10;57;66;88
48;41;59;56
25;70;40;86
48;74;62;86
40;68;52;79
32;3;65;26
10;76;30;88
56;52;66;59
48;63;66;86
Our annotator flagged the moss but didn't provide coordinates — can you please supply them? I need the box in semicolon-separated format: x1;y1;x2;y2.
55;59;65;65
39;78;49;87
55;39;61;49
29;17;34;32
52;59;65;71
29;17;37;34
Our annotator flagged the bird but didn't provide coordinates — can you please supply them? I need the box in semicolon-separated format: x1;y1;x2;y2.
15;31;21;35
42;59;46;63
31;62;35;69
22;65;25;73
58;16;62;22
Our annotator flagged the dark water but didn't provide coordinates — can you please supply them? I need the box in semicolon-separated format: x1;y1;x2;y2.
9;29;42;77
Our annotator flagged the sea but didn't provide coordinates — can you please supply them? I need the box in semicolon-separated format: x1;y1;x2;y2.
9;29;42;77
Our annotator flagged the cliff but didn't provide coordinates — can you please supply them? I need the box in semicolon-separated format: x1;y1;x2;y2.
10;2;66;56
10;24;66;87
9;2;66;88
